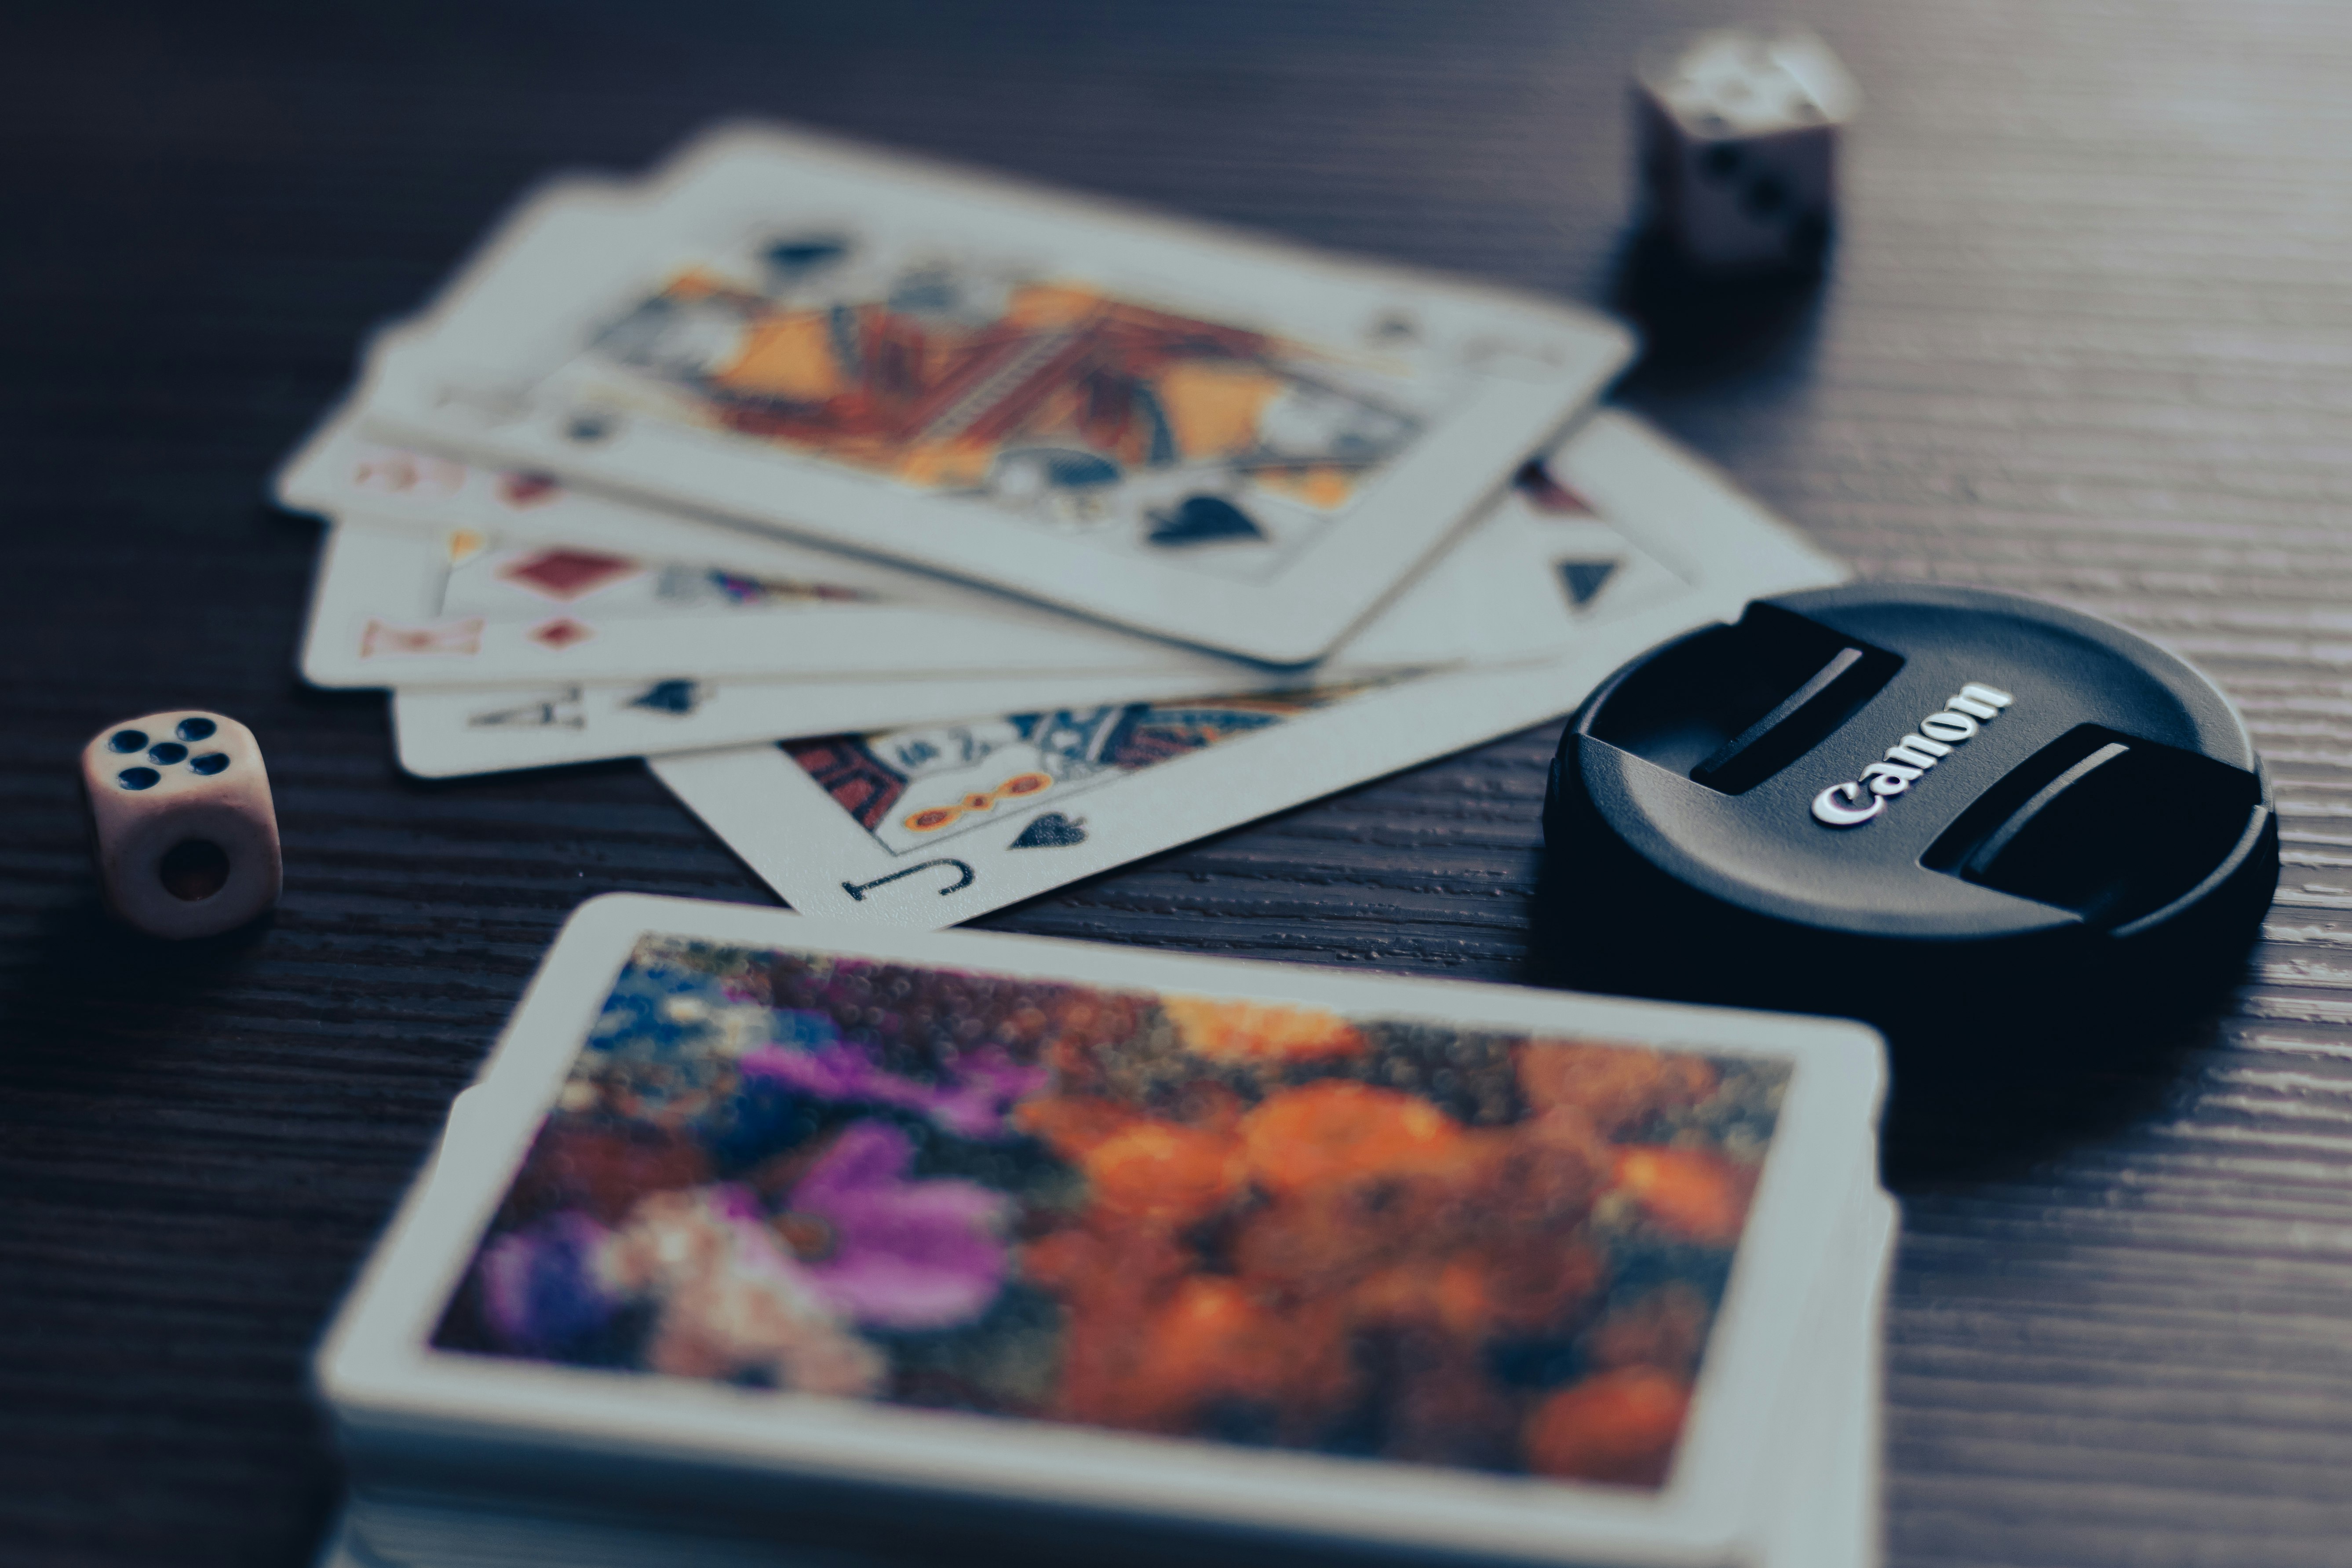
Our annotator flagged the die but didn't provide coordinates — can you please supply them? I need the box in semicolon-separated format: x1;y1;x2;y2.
1634;28;1860;274
80;711;282;939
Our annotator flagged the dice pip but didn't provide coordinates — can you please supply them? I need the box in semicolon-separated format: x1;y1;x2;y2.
1635;28;1860;274
80;711;282;939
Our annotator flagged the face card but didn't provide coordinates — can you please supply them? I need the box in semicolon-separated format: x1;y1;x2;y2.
344;122;1635;663
649;412;1846;926
319;895;1885;1567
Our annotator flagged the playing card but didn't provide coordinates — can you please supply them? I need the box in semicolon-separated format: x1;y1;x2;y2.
299;518;1280;690
317;893;1886;1568
649;412;1846;926
361;411;1725;777
287;408;1641;696
281;415;1309;691
389;667;1313;780
345;121;1635;662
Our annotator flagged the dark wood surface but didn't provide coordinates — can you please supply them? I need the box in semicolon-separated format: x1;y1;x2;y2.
7;1;2352;1563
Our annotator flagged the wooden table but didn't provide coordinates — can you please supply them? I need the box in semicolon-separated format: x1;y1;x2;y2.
7;2;2352;1563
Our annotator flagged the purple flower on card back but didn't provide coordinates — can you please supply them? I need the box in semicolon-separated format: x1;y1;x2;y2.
775;1120;1012;1330
739;1038;1047;1141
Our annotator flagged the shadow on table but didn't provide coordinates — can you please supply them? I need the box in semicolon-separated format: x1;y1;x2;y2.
1606;225;1832;392
0;893;277;1085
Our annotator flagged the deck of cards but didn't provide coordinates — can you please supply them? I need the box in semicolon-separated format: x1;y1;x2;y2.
318;896;1896;1568
274;119;1852;930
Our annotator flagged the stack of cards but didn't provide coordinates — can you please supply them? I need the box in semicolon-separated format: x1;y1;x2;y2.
318;895;1895;1568
274;121;1849;927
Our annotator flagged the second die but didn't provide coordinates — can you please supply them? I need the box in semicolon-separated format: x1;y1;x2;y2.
1635;29;1860;275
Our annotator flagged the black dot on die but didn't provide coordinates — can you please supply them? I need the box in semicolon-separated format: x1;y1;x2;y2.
118;767;160;790
148;741;188;765
176;717;216;741
1743;175;1790;217
189;753;230;776
108;729;147;753
1700;145;1741;181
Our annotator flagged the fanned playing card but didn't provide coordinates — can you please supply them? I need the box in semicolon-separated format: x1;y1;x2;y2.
280;415;1304;692
344;122;1635;662
648;411;1847;925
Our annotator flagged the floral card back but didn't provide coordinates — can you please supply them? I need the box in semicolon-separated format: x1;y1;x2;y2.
322;896;1882;1565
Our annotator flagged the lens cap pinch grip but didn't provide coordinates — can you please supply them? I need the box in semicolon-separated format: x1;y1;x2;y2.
1540;582;2278;1070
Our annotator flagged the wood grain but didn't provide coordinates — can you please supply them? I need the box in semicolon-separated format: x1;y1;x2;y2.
5;1;2352;1563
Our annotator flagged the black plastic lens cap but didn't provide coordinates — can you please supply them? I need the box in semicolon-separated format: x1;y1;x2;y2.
1542;583;2277;1055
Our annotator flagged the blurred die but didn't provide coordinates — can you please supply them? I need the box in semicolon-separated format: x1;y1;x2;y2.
1635;28;1860;274
80;711;282;939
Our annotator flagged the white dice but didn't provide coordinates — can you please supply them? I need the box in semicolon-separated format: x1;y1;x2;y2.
1635;28;1860;274
81;711;282;939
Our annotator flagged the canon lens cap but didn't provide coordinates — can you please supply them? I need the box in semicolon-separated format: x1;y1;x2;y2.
1541;583;2277;1055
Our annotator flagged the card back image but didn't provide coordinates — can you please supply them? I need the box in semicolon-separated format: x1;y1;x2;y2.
319;899;1884;1568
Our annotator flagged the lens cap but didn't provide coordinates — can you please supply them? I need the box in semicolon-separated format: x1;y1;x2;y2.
1542;583;2277;1056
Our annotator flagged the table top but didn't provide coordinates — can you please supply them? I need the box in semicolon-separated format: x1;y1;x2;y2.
9;2;2352;1564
